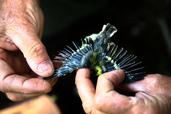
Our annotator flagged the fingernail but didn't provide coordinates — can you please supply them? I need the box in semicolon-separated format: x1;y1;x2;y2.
38;61;53;74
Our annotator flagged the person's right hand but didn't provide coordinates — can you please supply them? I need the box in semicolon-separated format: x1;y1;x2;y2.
0;0;55;101
75;69;171;114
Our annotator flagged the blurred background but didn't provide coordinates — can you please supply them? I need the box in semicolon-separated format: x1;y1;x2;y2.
1;0;171;114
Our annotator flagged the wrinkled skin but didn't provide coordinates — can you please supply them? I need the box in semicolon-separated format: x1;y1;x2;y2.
75;69;171;114
0;0;56;101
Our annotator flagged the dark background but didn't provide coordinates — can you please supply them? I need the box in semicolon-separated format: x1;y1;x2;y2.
1;0;171;114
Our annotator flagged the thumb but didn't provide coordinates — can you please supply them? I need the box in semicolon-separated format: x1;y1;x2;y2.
10;32;54;77
96;70;125;94
95;70;133;113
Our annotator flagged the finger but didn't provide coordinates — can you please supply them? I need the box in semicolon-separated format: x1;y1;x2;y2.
8;31;54;77
1;75;52;94
75;68;95;113
96;70;125;94
120;80;146;93
0;36;18;51
6;92;42;101
0;50;30;74
121;74;160;94
0;59;52;93
95;70;133;113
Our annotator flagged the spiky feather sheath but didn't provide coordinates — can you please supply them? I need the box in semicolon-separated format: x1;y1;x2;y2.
50;23;146;83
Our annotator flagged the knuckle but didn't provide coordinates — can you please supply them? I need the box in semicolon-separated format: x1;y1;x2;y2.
38;80;52;93
146;74;162;89
146;74;161;83
28;43;45;57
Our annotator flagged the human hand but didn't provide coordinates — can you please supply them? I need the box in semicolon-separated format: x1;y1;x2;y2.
75;69;171;114
0;0;55;101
